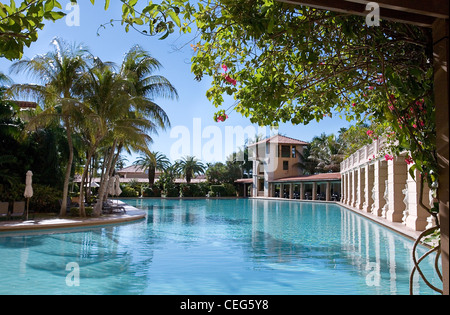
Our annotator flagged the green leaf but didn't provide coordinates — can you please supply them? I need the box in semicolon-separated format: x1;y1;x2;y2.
167;10;181;27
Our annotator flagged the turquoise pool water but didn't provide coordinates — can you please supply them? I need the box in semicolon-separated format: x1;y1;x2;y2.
0;199;441;295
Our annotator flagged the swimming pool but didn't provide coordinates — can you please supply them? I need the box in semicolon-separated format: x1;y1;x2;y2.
0;199;441;295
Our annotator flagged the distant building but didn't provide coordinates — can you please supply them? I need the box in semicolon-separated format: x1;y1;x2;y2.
236;134;341;200
117;165;154;183
117;165;207;184
13;101;38;122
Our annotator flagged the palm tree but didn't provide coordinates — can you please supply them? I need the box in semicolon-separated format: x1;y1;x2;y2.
120;45;176;131
134;151;170;186
175;156;206;184
0;72;12;86
78;61;156;217
9;38;90;216
121;45;178;102
89;46;177;216
307;133;344;173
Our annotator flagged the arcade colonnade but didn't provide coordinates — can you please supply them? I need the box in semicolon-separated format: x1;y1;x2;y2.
340;138;435;232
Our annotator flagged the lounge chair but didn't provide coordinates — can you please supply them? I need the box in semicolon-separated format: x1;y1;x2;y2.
0;202;9;219
10;201;25;220
102;201;126;214
59;199;78;209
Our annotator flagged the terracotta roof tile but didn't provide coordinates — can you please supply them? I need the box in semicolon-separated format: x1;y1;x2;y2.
249;134;309;146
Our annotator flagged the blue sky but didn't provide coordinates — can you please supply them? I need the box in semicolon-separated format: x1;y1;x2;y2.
0;0;354;165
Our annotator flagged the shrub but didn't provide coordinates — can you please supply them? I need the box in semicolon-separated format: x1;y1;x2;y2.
180;184;191;197
0;183;61;213
70;207;79;217
120;186;139;197
85;207;94;217
209;184;237;197
210;185;226;197
143;186;161;197
223;183;237;197
69;206;93;217
165;185;179;197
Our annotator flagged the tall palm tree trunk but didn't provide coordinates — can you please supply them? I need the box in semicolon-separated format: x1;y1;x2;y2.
94;140;117;216
148;166;156;186
60;121;74;217
79;149;95;217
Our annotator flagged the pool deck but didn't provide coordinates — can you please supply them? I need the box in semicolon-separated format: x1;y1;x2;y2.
0;201;146;232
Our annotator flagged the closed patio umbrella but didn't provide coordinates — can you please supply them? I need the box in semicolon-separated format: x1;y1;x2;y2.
115;175;122;201
23;171;33;220
108;176;115;197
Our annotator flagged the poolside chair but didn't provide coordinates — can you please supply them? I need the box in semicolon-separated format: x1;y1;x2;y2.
10;201;25;220
102;201;126;214
0;202;9;219
59;199;78;209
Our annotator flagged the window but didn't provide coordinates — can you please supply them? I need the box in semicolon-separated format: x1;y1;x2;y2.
292;146;296;158
281;145;290;158
283;161;289;170
259;163;264;174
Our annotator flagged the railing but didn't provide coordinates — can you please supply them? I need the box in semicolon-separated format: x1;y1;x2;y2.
341;138;388;173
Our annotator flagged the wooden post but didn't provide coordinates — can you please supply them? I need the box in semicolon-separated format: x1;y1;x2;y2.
433;18;449;295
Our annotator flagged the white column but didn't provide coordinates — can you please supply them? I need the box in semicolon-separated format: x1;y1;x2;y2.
326;182;331;201
372;160;387;217
342;173;346;203
351;170;356;207
363;164;374;213
405;166;431;231
356;167;365;210
346;172;352;205
386;156;408;223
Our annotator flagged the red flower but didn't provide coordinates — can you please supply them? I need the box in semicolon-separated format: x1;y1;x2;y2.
222;64;228;72
368;86;374;90
385;154;394;161
224;74;237;86
366;130;374;136
405;156;414;165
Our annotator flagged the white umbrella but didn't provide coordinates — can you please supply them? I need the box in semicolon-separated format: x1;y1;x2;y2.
24;171;33;220
108;176;115;196
114;175;122;204
115;175;122;204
